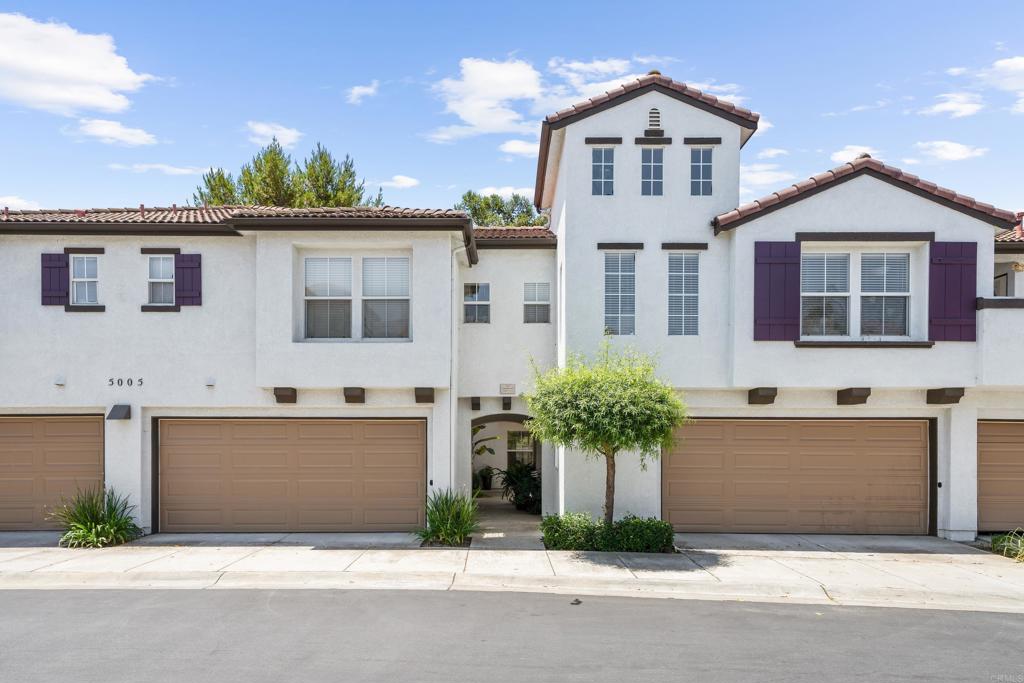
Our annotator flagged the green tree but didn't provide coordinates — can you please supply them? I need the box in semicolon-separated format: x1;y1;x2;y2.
238;138;298;206
295;144;383;207
524;342;687;525
192;168;239;206
455;190;546;226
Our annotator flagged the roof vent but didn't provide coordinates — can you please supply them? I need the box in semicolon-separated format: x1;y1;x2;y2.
855;153;872;160
647;69;661;76
648;107;662;129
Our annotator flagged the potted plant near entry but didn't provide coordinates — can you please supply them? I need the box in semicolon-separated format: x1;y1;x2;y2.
478;465;494;491
471;425;500;490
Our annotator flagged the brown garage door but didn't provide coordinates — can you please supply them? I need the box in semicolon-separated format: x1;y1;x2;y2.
663;419;929;534
0;416;104;530
158;418;426;533
978;421;1024;532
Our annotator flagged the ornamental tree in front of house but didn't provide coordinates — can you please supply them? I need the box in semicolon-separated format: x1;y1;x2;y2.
524;342;687;526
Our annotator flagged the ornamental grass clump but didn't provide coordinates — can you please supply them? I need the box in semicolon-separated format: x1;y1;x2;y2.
992;529;1024;563
416;488;480;547
47;487;143;548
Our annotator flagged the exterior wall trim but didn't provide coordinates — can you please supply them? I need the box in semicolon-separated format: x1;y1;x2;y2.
63;247;105;254
584;137;622;145
597;242;644;250
794;341;935;349
976;297;1024;309
661;242;709;250
683;137;722;145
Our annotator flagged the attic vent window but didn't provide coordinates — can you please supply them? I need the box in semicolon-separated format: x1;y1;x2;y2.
648;108;661;129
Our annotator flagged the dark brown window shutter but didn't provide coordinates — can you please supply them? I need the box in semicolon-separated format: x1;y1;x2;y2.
174;253;202;305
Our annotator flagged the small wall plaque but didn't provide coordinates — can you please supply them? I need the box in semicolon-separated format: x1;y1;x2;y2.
499;384;516;395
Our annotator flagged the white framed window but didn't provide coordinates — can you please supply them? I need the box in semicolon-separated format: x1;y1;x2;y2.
507;430;536;468
690;147;712;196
604;252;635;335
592;148;614;196
362;256;410;339
147;256;175;305
801;253;850;336
70;255;98;305
668;253;699;336
304;257;353;339
523;282;550;323
860;253;910;336
641;148;663;196
464;283;490;323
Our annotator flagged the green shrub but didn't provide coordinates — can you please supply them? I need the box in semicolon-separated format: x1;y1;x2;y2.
47;487;143;548
416;489;480;547
494;461;542;514
992;529;1024;562
541;513;675;553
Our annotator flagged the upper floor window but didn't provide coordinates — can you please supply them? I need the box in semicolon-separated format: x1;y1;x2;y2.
860;253;909;336
592;148;614;196
648;108;661;129
147;255;175;305
668;253;699;336
305;257;353;339
604;252;635;335
464;283;490;323
641;148;663;196
690;148;712;196
800;253;850;336
524;282;550;323
362;256;410;339
71;255;98;305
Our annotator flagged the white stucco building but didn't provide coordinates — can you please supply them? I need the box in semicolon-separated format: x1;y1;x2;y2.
2;73;1022;541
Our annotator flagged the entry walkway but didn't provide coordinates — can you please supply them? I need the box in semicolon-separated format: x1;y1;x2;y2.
1;531;1023;612
473;490;544;549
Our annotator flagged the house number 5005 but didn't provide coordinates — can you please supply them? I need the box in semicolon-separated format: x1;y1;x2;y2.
108;378;143;387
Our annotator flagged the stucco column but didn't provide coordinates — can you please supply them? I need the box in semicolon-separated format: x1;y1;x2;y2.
938;404;978;541
102;409;146;528
430;390;454;492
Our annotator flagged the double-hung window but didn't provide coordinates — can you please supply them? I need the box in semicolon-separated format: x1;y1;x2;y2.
860;253;910;336
668;253;699;335
362;256;410;339
592;148;614;195
604;252;635;335
690;148;712;196
641;148;663;196
523;282;550;323
801;253;850;336
147;256;175;305
464;283;490;323
70;255;98;305
304;257;353;338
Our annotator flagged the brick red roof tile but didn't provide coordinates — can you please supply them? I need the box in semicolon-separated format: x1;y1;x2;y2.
713;155;1018;232
995;213;1024;242
473;227;555;240
0;205;468;225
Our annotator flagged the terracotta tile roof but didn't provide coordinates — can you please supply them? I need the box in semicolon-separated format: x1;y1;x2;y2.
472;226;554;240
544;73;760;127
713;155;1019;232
0;205;467;224
995;213;1024;242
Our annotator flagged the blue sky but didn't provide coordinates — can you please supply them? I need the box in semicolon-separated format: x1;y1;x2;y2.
0;1;1021;213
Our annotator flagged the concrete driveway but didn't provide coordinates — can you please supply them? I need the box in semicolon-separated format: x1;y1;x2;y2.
0;531;1022;612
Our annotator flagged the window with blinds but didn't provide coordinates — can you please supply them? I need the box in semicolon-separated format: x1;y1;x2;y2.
668;253;699;335
304;257;353;338
362;256;410;338
860;253;910;336
464;283;490;323
800;253;849;336
604;252;635;335
523;282;550;323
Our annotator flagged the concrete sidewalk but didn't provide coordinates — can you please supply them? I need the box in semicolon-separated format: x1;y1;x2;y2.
1;532;1023;613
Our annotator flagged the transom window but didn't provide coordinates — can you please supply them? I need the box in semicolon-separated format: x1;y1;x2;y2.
464;283;490;323
690;148;712;196
641;148;663;196
800;251;911;338
523;282;550;323
147;256;175;305
592;148;614;196
304;257;353;338
604;252;635;335
70;255;98;305
507;430;536;468
668;253;699;336
362;256;410;339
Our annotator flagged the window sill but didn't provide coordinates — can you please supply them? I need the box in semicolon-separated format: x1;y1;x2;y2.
297;338;412;344
141;304;180;312
64;304;105;312
794;340;935;349
976;297;1024;309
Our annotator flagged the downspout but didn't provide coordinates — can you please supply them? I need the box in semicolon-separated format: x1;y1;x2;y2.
449;241;469;490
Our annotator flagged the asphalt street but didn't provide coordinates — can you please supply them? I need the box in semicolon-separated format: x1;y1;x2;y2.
0;589;1021;682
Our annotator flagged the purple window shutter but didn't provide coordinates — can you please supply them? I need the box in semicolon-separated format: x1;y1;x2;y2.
929;242;977;342
753;241;800;341
41;253;70;305
174;253;202;306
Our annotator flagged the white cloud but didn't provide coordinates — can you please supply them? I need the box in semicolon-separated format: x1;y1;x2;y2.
914;140;988;161
478;185;533;199
754;117;773;134
77;118;156;146
901;158;921;165
979;55;1024;113
0;195;39;210
756;147;788;159
824;99;890;117
686;80;747;106
632;54;679;65
499;139;539;157
246;120;303;148
740;163;797;189
108;162;205;175
346;80;379;105
946;67;968;76
919;92;984;118
378;175;420;189
830;145;880;164
0;13;153;115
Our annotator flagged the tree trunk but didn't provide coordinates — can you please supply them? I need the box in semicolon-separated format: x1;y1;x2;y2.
603;452;616;526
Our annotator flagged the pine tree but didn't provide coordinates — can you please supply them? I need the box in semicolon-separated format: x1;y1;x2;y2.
238;138;298;206
191;168;239;206
455;190;546;226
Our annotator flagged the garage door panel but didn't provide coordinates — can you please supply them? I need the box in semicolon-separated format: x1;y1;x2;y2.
0;478;35;496
0;448;34;468
43;448;103;468
978;421;1024;531
663;419;929;535
159;419;425;532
